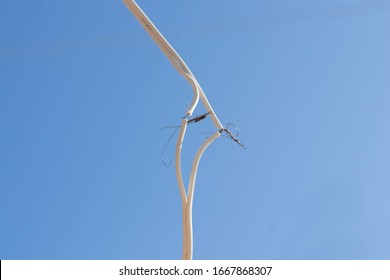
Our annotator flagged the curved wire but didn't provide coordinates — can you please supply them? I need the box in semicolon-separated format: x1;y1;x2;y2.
123;0;223;128
175;119;188;205
184;131;220;259
123;0;199;116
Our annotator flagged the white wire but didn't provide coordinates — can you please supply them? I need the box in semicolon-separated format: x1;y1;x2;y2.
123;0;223;129
184;131;220;259
123;0;199;116
175;119;187;204
123;0;224;260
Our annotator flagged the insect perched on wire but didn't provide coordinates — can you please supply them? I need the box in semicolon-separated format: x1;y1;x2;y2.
187;111;211;124
219;124;247;149
203;122;246;149
161;112;212;167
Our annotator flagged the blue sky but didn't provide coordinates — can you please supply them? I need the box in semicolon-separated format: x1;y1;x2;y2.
1;0;389;260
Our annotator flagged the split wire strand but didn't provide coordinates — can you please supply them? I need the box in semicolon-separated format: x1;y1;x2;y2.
183;131;220;259
175;119;188;205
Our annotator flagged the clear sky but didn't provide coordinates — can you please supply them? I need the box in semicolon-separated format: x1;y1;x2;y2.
1;0;389;260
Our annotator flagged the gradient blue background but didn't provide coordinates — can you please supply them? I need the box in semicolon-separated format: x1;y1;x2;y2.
1;0;389;259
